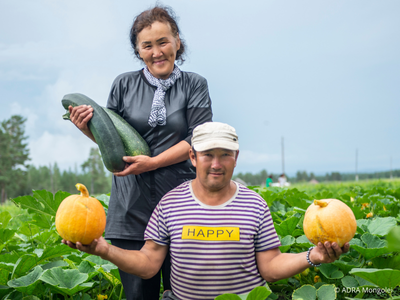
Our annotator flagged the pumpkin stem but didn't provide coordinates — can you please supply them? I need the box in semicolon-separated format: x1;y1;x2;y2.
75;183;89;197
314;199;328;207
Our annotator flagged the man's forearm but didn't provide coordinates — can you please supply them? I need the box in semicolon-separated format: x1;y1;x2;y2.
256;250;310;282
103;245;157;279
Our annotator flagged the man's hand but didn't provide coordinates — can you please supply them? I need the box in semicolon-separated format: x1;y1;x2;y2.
62;236;110;259
309;241;350;265
113;155;157;176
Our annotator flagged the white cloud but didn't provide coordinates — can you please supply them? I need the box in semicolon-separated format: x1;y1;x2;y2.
237;150;281;165
29;131;95;171
9;102;38;133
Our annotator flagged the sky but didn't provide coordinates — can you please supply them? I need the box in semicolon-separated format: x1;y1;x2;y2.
1;0;399;176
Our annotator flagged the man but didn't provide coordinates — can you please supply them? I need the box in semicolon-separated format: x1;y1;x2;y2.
64;122;349;300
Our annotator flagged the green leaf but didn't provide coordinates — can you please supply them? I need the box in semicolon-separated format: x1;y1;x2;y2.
281;190;311;210
372;255;400;270
246;286;272;300
0;229;16;244
22;296;41;300
0;269;10;285
350;205;365;220
275;217;299;237
367;217;397;236
387;226;400;251
30;214;53;229
2;290;24;300
332;259;363;275
350;233;390;260
32;190;59;217
39;267;91;296
319;264;344;279
356;219;370;233
349;238;364;247
17;223;40;237
349;268;400;290
341;276;359;288
12;254;38;278
41;260;69;270
292;284;316;300
0;285;12;299
7;266;43;295
78;261;99;282
32;231;59;245
63;258;78;269
0;252;19;264
354;275;376;288
316;284;336;300
38;244;76;264
84;255;111;266
54;190;71;210
0;212;12;229
279;235;296;253
215;294;242;300
13;195;47;216
13;190;67;218
78;261;96;274
292;229;304;237
96;194;110;209
295;235;314;248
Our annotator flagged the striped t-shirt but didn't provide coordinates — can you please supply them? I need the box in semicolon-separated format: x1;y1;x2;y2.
144;180;281;300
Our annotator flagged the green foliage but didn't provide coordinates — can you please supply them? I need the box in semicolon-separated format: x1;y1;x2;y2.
1;181;399;299
218;181;400;300
0;115;30;203
0;189;123;299
2;147;112;201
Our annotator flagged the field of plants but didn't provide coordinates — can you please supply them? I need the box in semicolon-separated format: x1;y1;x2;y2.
0;179;399;300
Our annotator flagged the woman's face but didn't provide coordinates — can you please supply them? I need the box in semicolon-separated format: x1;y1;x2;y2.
137;21;181;79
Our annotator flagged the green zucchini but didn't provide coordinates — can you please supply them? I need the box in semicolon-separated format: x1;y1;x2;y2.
102;107;151;157
61;93;126;172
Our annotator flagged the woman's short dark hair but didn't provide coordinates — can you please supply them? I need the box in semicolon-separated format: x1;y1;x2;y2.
130;5;186;65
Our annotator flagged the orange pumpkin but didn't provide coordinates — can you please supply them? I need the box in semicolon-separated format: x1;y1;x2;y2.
303;199;357;247
56;183;106;245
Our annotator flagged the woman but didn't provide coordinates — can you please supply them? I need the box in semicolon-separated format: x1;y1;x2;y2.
68;5;213;300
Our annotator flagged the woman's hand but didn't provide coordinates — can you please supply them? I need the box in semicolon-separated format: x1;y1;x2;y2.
62;236;110;259
68;105;96;142
69;104;93;133
113;155;158;177
309;242;350;265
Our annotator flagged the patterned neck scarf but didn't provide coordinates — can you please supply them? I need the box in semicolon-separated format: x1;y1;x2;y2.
143;65;182;127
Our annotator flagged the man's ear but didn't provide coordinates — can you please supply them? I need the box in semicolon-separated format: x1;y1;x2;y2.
189;147;197;167
234;150;239;167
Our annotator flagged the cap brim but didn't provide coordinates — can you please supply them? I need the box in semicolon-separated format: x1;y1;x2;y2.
193;139;239;152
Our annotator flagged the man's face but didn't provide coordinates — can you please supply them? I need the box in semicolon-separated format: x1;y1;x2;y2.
190;148;239;192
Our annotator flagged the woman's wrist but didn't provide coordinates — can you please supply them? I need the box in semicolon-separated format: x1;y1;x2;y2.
148;156;160;171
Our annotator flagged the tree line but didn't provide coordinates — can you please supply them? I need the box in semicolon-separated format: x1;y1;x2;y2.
0;115;111;203
233;169;399;186
1;115;397;201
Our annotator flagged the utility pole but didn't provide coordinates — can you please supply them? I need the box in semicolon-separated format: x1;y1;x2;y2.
281;137;285;175
355;149;359;181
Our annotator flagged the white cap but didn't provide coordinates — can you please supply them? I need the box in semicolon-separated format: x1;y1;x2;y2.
191;122;239;151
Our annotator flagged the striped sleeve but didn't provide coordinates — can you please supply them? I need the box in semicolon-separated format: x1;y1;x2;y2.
254;200;281;252
144;202;170;246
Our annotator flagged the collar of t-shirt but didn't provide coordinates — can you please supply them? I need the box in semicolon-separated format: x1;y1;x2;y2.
188;180;239;209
